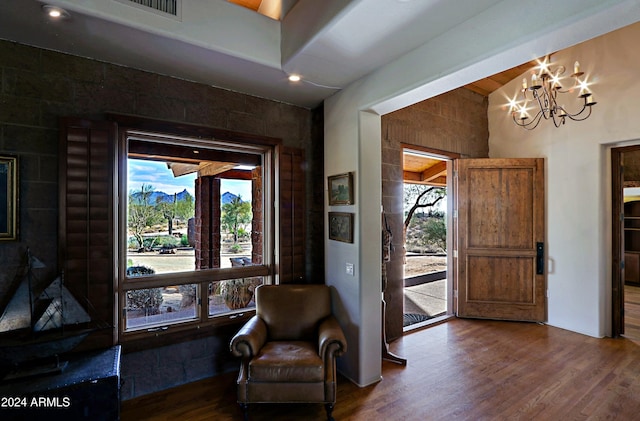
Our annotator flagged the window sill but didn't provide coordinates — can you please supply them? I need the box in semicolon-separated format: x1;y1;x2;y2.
119;310;254;353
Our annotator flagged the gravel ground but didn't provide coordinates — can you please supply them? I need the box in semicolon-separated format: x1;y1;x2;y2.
126;249;250;273
404;254;447;277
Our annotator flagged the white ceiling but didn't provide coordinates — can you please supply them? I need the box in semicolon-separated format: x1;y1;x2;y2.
0;0;506;109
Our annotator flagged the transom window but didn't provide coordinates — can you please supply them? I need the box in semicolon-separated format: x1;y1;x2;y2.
119;132;273;336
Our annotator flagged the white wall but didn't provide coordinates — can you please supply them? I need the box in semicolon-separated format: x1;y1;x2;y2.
325;0;640;385
325;81;383;386
488;22;640;337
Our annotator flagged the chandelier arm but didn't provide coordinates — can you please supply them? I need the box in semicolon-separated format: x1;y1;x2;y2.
551;112;564;128
532;89;551;120
512;113;528;127
565;105;593;121
526;113;544;130
548;90;561;123
553;87;574;94
513;110;544;130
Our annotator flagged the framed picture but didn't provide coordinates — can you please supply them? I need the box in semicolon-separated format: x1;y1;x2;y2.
329;212;353;243
0;155;18;241
328;172;354;205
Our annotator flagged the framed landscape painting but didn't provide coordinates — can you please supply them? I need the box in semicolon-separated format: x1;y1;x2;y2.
0;155;18;241
328;172;353;205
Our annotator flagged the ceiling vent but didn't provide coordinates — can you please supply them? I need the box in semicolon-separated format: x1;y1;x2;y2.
114;0;182;19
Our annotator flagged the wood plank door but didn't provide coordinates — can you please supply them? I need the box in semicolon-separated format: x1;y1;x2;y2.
455;158;545;321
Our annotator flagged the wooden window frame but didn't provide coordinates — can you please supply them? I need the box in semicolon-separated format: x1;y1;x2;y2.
116;125;277;343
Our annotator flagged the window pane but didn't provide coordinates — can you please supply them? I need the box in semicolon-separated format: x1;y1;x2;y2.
208;277;264;316
221;179;253;268
127;159;197;275
125;284;198;330
126;141;263;275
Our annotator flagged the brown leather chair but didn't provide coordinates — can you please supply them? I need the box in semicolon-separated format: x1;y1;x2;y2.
230;284;347;421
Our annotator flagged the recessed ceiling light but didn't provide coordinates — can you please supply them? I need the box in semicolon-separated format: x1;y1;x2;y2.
42;5;70;19
288;74;301;82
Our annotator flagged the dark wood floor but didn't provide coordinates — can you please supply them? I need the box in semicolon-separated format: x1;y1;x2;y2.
122;307;640;421
624;285;640;341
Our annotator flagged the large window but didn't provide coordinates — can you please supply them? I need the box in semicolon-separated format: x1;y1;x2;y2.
119;133;273;335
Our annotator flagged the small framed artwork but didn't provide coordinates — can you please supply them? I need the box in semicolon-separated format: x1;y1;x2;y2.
329;212;353;243
328;172;354;205
0;155;18;241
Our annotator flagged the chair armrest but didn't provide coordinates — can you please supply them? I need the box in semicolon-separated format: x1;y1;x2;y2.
230;315;268;358
318;315;347;358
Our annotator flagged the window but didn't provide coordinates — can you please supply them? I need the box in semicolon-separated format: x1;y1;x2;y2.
60;116;304;349
119;132;273;335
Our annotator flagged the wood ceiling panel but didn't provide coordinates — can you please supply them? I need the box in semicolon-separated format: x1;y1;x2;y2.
228;0;263;12
403;153;447;186
464;60;538;97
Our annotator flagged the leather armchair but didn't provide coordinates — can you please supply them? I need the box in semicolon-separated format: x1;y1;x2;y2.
230;284;347;421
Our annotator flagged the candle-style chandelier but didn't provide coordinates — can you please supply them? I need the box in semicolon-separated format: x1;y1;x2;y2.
509;56;597;130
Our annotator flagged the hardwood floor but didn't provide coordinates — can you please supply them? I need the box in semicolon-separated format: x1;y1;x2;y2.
122;317;640;421
624;285;640;342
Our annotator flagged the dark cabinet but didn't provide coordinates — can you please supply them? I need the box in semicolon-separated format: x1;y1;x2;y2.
0;346;121;420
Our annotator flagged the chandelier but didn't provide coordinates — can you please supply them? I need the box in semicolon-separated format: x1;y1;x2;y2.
509;56;597;130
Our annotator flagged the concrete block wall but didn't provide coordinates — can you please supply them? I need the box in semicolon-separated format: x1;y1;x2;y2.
0;39;323;399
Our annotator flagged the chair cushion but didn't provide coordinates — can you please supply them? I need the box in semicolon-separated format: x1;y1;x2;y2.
248;341;324;383
256;285;331;341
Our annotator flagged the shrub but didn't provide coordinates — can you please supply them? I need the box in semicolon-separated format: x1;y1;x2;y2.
126;265;155;276
406;214;446;253
126;288;164;315
154;235;179;248
237;228;249;241
180;234;189;247
126;265;163;314
178;284;197;308
228;244;243;254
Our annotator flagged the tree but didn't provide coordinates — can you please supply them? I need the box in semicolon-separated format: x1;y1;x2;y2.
403;184;446;255
403;185;445;233
221;196;252;243
128;184;161;250
175;193;194;223
156;191;195;236
156;193;177;235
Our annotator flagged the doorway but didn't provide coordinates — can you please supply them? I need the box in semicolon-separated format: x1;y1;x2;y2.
401;147;454;330
612;145;640;341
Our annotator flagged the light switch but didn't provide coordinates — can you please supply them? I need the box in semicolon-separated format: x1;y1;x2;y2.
345;262;354;276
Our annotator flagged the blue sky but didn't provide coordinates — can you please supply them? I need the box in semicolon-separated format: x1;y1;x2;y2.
128;159;252;200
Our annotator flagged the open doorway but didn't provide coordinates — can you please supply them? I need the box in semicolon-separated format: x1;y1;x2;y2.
612;145;640;342
401;147;452;330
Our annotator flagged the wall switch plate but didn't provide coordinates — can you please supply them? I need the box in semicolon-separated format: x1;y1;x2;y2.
345;262;354;276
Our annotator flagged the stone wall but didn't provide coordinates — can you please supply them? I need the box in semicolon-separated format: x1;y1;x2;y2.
381;88;489;340
0;39;322;399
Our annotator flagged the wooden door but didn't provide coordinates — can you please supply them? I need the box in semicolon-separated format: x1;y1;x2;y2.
455;158;545;321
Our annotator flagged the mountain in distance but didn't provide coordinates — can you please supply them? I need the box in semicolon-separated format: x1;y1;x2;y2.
131;188;193;204
151;189;192;203
222;191;249;204
132;189;247;204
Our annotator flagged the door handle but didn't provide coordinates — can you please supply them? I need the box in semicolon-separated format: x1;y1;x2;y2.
536;242;544;275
